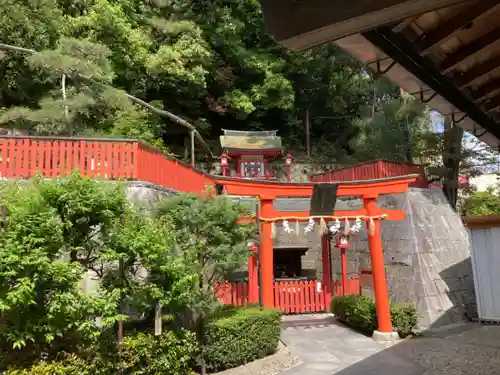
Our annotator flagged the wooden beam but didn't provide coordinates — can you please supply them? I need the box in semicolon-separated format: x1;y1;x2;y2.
463;214;500;229
439;26;500;73
472;77;500;102
261;0;474;51
457;55;500;88
419;0;500;53
392;17;415;33
484;95;500;112
216;174;418;199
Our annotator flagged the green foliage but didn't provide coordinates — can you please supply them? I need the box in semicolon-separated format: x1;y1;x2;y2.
117;330;196;375
157;194;255;316
0;174;125;367
157;193;255;372
331;295;377;333
331;295;417;338
204;307;281;372
0;173;191;371
0;0;385;161
0;0;63;106
390;303;418;338
462;186;500;216
2;355;98;375
349;95;431;163
3;330;196;375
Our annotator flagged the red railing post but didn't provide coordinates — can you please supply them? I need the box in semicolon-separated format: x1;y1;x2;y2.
321;233;331;307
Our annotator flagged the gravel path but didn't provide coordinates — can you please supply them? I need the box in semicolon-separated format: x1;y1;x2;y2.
213;342;301;375
280;315;500;375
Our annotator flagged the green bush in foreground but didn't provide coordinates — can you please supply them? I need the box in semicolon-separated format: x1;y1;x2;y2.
331;295;417;337
204;306;281;373
1;356;98;375
3;330;196;375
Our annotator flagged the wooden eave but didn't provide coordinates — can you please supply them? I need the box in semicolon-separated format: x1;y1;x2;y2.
260;0;500;149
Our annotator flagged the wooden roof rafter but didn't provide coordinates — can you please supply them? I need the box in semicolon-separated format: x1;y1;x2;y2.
418;0;500;54
259;0;500;148
439;26;500;74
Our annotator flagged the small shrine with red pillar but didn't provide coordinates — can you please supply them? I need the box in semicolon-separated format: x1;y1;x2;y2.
218;129;293;181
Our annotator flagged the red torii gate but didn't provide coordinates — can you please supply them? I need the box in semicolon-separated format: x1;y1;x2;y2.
215;174;417;338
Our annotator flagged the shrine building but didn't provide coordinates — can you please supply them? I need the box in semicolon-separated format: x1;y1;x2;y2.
218;129;293;181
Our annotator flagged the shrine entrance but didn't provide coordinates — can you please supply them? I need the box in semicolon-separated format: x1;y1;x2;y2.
216;174;417;336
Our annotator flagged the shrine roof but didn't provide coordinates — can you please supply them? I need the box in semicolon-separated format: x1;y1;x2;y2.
220;129;283;151
259;0;500;149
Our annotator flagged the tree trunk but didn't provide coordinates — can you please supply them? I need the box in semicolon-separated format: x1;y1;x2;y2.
441;119;463;209
198;317;206;375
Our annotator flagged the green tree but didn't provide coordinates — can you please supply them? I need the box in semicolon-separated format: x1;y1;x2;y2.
284;45;375;159
157;193;255;375
349;91;430;163
0;175;124;368
462;186;500;216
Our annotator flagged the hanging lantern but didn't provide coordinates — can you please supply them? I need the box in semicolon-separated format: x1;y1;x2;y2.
219;152;230;167
218;152;231;177
283;153;294;166
335;232;351;249
282;153;294;182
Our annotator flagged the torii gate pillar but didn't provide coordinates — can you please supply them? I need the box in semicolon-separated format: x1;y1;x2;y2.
364;196;395;339
260;196;275;308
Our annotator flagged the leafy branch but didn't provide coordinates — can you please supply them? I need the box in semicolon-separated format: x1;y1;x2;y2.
0;41;213;156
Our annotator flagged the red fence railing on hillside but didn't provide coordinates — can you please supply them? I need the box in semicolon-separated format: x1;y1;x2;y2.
310;159;429;188
0;136;214;193
217;277;360;314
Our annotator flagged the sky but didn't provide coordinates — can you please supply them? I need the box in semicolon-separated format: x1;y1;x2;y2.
429;110;500;174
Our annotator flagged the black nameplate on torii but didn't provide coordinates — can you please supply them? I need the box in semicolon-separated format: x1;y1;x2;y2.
309;184;339;217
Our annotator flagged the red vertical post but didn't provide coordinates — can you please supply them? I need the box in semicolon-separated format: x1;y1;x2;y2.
260;197;275;308
248;243;258;304
321;233;331;307
341;247;348;296
364;197;392;333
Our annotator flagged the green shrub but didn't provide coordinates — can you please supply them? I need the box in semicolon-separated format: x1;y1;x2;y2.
3;330;196;375
2;355;97;375
204;306;281;372
331;296;417;337
390;303;418;338
331;295;377;333
118;330;196;375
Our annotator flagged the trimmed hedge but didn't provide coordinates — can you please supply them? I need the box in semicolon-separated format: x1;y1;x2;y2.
331;295;417;337
4;308;281;375
118;330;196;374
3;330;196;375
204;306;281;372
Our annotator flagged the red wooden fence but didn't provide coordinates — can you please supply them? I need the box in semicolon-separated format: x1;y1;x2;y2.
217;277;360;314
0;136;214;193
310;159;429;188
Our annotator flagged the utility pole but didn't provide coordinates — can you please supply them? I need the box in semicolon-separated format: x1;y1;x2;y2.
401;89;413;162
190;130;195;167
